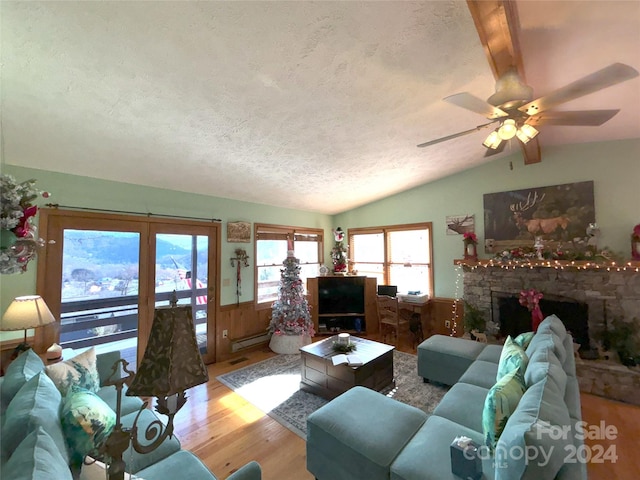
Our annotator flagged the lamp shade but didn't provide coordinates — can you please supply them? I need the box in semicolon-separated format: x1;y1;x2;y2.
1;295;55;331
127;305;209;397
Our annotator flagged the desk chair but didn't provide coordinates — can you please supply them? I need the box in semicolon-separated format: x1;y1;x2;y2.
376;295;409;345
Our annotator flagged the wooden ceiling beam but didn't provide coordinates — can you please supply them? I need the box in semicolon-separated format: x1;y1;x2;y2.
466;0;541;164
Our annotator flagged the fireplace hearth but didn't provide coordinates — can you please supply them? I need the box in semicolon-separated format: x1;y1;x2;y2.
457;260;640;404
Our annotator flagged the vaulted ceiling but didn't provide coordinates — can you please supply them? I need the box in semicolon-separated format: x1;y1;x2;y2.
2;1;639;214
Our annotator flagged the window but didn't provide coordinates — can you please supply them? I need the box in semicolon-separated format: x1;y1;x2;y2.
255;224;323;306
349;223;433;296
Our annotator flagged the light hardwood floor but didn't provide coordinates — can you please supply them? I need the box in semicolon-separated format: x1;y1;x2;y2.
174;335;639;480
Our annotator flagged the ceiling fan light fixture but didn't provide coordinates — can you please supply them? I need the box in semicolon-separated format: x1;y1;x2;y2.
483;130;502;149
497;119;517;140
516;124;539;144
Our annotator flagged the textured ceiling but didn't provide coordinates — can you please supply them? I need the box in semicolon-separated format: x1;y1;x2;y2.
2;1;639;214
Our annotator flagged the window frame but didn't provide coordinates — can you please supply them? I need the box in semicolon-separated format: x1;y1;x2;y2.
254;223;324;309
348;222;434;297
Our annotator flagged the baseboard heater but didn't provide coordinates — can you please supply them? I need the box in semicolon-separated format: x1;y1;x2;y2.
231;332;270;353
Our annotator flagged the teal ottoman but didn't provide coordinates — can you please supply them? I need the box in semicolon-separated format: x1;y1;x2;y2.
306;386;428;480
417;335;486;385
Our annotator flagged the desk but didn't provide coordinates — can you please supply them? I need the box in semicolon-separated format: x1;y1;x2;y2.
398;299;431;342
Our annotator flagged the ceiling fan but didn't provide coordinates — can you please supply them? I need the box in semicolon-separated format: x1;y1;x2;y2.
417;63;639;157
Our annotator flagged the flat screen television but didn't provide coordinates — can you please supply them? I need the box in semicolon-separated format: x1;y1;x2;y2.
318;276;365;315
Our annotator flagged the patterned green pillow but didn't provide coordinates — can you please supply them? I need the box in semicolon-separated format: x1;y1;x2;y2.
61;385;115;466
45;347;100;396
496;335;529;382
514;331;535;350
482;369;526;451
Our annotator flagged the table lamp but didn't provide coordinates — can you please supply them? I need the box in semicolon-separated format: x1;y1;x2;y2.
1;295;55;354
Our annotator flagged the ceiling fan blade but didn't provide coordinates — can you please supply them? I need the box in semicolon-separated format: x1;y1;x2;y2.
444;93;509;119
525;109;620;127
417;121;498;148
519;63;639;116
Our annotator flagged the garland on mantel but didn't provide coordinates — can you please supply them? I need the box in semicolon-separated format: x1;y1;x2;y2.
454;259;640;272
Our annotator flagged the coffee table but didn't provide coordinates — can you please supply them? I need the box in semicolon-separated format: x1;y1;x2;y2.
299;336;395;400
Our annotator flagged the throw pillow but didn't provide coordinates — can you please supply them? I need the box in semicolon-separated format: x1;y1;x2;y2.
3;426;73;480
496;336;529;382
2;371;69;464
482;369;526;451
513;331;534;350
1;349;44;410
61;385;116;467
46;347;100;396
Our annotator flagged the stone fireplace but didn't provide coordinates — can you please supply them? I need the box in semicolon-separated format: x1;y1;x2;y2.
458;261;640;404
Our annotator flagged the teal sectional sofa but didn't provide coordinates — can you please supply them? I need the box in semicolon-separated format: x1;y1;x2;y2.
307;315;586;480
0;348;261;480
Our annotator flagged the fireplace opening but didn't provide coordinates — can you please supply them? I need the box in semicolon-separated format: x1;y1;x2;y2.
492;293;591;355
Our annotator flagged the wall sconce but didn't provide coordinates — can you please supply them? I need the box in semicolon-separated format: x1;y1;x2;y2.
102;304;209;480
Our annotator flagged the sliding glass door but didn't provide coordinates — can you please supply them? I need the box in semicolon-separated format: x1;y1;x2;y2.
36;209;219;365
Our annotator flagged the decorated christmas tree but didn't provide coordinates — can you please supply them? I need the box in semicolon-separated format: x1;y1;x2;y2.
268;250;315;338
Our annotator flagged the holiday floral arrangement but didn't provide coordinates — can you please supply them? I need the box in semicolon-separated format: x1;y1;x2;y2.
0;174;50;274
519;288;544;332
463;232;478;245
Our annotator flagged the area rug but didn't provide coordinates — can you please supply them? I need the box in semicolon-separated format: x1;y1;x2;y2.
216;351;448;439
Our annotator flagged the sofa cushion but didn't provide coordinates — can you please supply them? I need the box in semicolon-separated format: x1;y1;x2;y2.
496;336;528;382
1;349;44;411
137;450;216;480
2;371;69;464
417;335;486;385
527;324;568;367
96;384;145;417
457;360;499;390
81;458;145;480
61;386;116;466
482;369;526;450
494;375;572;480
475;344;502;364
307;386;427;480
121;408;182;473
432;382;488;433
525;343;567;396
3;426;73;480
390;415;494;480
46;347;100;396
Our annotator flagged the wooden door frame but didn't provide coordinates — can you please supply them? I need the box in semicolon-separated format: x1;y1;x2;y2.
35;208;221;365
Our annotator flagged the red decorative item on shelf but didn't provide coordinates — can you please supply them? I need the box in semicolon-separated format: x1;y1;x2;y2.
519;288;544;332
463;232;478;261
632;224;640;260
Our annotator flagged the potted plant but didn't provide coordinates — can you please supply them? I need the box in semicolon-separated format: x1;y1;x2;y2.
605;318;639;367
463;302;486;340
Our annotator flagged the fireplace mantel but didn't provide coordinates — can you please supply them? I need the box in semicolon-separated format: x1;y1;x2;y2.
454;259;640;272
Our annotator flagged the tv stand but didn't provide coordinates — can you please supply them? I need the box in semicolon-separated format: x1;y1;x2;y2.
307;276;377;335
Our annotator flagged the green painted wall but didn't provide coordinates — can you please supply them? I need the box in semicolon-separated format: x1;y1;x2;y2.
0;165;332;326
334;139;640;298
2;138;638;335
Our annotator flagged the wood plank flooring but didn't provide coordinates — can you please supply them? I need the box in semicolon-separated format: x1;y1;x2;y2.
174;335;639;480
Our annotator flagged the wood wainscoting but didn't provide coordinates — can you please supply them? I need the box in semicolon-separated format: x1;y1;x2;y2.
427;297;463;337
216;301;271;362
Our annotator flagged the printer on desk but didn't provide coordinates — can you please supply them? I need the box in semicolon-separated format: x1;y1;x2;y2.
397;292;429;304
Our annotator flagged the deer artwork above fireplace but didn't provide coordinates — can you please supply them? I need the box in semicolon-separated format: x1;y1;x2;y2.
483;181;595;254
